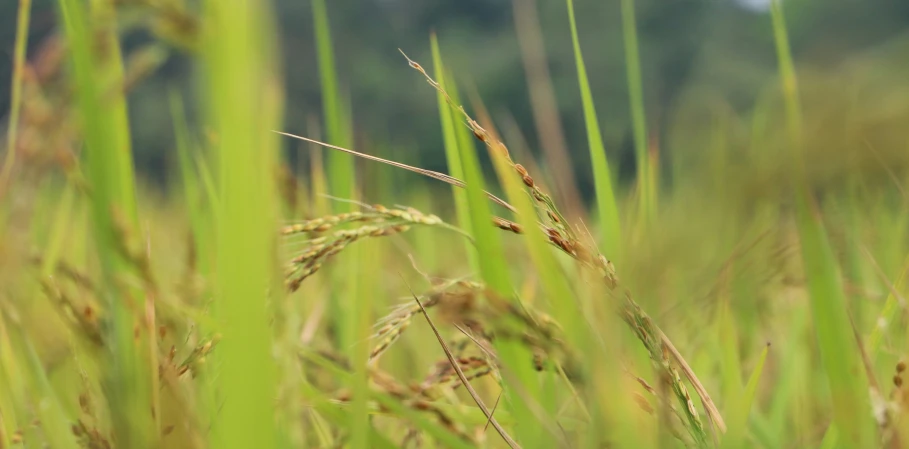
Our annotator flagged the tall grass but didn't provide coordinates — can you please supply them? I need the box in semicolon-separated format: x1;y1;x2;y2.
312;0;355;208
58;0;154;446
202;0;281;447
0;0;32;192
430;35;478;273
421;56;544;446
5;1;909;449
770;0;875;446
311;0;361;386
564;0;621;258
619;0;655;223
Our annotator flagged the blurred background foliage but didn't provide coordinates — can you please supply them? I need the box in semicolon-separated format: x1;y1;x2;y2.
4;0;909;198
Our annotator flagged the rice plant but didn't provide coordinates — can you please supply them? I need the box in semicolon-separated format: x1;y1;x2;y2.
2;0;909;448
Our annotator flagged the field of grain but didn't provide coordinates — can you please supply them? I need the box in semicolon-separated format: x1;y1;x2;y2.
3;1;909;448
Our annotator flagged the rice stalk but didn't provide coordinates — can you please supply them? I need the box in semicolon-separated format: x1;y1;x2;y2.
57;0;156;444
300;349;478;449
282;204;466;292
406;280;521;449
405;52;723;437
276;51;725;446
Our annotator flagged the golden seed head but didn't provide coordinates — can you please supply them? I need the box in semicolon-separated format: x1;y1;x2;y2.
522;174;534;188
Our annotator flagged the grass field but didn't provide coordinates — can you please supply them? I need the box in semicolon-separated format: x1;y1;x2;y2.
3;0;909;448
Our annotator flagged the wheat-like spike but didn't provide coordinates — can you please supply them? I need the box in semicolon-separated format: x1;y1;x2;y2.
280;211;366;235
409;56;725;437
39;278;104;347
283;205;473;293
368;317;412;362
368;279;480;362
324;360;477;444
423;356;494;391
398;49;571;236
277;53;726;439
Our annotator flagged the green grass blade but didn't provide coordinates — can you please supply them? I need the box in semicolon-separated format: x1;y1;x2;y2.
436;80;511;296
306;116;332;216
302;351;476;449
430;34;478;273
312;0;354;208
721;343;769;449
770;1;873;445
717;290;744;402
312;2;356;400
17;332;81;449
819;425;839;449
194;151;220;212
170;91;199;220
0;313;28;448
203;0;282;446
170;90;216;280
769;0;802;149
40;183;76;278
0;0;32;191
484;110;641;447
57;0;154;446
741;345;770;420
346;239;380;448
565;0;621;258
483;131;559;448
867;252;909;357
0;314;80;449
424;54;533;443
619;0;653;223
795;197;873;447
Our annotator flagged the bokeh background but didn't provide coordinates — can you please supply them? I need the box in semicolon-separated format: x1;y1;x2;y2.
4;0;909;196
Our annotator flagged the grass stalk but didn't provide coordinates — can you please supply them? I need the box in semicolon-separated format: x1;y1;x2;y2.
770;1;874;446
57;0;154;446
409;49;544;445
430;35;478;273
0;0;32;193
202;0;282;446
619;0;654;224
565;0;622;259
312;0;355;208
721;343;769;449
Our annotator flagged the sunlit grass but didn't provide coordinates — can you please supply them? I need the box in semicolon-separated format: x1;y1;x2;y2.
202;0;281;447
